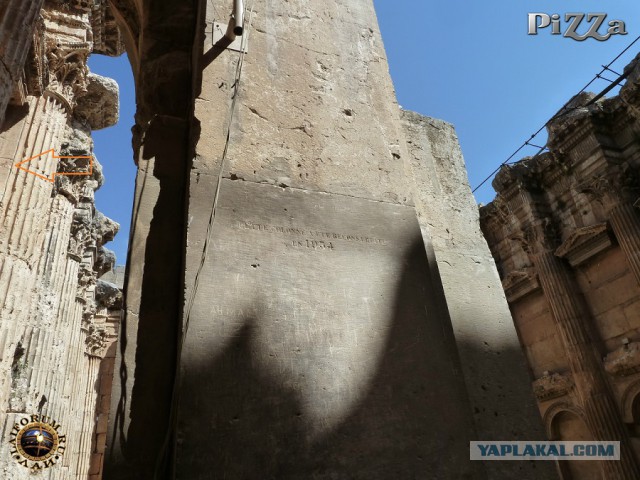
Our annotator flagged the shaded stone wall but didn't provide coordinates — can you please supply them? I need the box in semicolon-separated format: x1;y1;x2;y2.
0;1;124;477
480;54;640;479
177;1;479;478
402;111;554;479
101;1;556;479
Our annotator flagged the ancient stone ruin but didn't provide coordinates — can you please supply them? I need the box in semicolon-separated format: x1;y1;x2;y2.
0;1;124;478
481;54;640;479
0;1;556;479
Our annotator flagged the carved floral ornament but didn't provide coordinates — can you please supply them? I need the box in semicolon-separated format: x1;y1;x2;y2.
490;195;512;226
84;322;108;356
46;43;91;106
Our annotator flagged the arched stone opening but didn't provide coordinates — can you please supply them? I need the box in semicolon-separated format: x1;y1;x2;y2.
550;409;603;480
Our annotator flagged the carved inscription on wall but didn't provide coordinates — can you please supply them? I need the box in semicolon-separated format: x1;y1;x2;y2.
237;221;388;250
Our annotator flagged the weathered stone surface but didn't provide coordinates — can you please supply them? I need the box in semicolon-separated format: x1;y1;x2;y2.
605;343;640;377
402;111;555;479
0;0;46;125
480;55;640;479
101;1;566;479
0;1;123;478
178;179;478;479
533;371;574;401
96;280;123;309
75;72;120;130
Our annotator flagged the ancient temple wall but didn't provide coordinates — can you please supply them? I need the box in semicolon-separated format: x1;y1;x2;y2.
509;289;566;378
574;247;640;351
0;0;46;126
401;111;555;479
169;0;485;479
100;1;565;478
0;2;124;477
480;55;640;479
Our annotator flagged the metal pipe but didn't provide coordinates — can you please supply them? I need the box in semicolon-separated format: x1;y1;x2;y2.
233;0;244;36
225;0;244;40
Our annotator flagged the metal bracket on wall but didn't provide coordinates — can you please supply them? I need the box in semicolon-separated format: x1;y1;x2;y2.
210;21;248;53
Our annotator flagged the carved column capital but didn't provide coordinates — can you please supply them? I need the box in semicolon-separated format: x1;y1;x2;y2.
577;164;640;210
45;41;91;110
512;218;560;257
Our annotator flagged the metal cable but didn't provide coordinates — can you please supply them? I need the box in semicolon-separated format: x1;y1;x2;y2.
472;35;640;193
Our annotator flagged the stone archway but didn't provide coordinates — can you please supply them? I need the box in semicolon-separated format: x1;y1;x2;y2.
549;407;603;480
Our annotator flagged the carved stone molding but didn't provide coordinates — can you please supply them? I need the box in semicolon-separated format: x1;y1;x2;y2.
620;53;640;119
502;268;540;303
605;342;640;377
542;401;586;439
511;218;560;257
84;321;108;357
554;223;612;266
533;371;574;401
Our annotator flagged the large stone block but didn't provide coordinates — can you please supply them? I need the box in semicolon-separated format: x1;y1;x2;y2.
177;178;479;478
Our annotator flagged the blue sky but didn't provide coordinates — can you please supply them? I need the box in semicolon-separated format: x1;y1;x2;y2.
89;1;640;263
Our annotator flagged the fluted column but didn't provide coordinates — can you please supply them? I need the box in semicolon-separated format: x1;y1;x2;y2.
609;202;640;286
578;165;640;287
0;95;69;411
533;248;640;479
0;0;45;125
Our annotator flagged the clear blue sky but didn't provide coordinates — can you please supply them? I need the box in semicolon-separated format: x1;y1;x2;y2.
89;1;640;263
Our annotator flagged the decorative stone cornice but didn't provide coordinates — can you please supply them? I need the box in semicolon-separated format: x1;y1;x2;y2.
90;0;125;56
479;195;512;227
95;280;123;309
74;72;119;129
533;371;574;401
620;53;640;119
605;342;640;377
554;223;613;266
18;1;122;120
502;268;540;303
546;92;600;152
492;160;541;196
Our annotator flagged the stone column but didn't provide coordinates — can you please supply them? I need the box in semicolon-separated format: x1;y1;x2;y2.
0;0;46;125
579;167;640;286
529;224;640;479
0;3;122;477
609;202;640;285
0;94;70;410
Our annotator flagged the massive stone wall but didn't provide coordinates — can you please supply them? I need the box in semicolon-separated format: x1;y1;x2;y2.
0;1;123;478
402;111;553;479
480;54;640;480
104;1;550;479
178;1;479;477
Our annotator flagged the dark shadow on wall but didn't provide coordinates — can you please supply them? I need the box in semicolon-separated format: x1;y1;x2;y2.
105;116;189;479
174;237;484;480
0;103;29;134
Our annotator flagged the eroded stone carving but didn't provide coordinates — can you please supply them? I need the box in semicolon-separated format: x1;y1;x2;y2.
605;343;640;377
533;372;574;401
